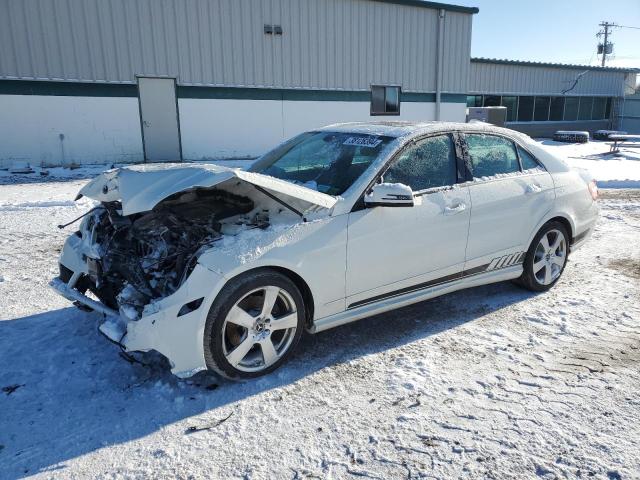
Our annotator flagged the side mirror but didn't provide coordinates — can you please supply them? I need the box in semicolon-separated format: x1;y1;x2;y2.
364;182;414;207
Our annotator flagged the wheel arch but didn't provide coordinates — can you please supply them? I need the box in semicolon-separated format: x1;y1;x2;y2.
528;212;576;252
270;266;315;328
546;215;573;242
514;216;571;292
224;265;316;329
543;216;575;253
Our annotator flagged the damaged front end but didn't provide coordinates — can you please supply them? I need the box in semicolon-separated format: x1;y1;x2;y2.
82;189;259;320
52;188;267;374
50;163;337;376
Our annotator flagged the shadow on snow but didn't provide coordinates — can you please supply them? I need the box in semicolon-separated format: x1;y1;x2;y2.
0;280;536;478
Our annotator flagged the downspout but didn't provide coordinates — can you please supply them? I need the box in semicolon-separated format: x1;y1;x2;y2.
435;9;446;121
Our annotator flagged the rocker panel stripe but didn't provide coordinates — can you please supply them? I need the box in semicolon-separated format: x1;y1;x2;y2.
348;251;525;310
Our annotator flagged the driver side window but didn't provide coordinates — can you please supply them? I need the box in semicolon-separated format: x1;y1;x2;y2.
383;135;457;191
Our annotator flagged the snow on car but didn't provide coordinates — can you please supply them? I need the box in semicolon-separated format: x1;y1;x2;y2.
50;121;599;379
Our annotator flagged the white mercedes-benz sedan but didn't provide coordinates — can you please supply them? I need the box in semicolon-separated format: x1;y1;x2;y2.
51;122;599;379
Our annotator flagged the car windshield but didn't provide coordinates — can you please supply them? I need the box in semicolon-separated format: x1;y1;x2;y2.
249;131;395;196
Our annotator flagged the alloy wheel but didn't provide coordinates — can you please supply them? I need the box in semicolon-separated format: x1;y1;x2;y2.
221;286;298;373
532;229;567;285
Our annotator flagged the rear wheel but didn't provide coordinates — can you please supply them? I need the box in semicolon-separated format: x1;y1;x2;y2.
515;222;569;292
203;270;305;379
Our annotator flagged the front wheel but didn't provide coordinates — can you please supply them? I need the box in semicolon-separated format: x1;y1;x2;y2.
203;270;305;379
515;222;569;292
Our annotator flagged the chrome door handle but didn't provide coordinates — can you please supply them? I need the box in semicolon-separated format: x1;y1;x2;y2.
525;183;542;194
444;203;466;215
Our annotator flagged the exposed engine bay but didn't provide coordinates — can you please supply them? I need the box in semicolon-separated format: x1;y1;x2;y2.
77;188;268;319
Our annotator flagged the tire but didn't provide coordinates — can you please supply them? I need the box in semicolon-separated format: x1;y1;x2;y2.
203;269;305;380
514;221;569;292
552;131;589;143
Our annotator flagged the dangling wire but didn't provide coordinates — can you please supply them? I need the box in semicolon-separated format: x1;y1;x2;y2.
57;206;104;229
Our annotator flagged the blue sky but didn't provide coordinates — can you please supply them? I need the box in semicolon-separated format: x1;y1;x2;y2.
454;0;640;68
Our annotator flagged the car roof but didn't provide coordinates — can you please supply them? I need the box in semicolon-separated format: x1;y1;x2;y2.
317;121;523;141
318;121;443;138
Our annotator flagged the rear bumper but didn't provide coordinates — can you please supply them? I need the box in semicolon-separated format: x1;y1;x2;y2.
571;225;595;250
571;203;599;252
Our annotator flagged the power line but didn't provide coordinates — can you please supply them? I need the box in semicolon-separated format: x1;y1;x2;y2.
615;24;640;30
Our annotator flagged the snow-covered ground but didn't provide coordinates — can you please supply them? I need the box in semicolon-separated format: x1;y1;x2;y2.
1;146;639;479
536;139;640;188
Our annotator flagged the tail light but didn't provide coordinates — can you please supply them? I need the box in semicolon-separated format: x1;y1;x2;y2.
588;180;598;201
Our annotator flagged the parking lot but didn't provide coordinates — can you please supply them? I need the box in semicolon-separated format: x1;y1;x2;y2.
1;166;638;478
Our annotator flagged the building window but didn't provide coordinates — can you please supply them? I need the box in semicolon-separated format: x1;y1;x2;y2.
371;86;400;115
466;95;483;107
564;97;579;121
534;97;551;121
467;94;614;123
483;95;501;107
578;97;593;120
517;96;535;122
501;96;518;122
549;97;565;121
592;97;607;120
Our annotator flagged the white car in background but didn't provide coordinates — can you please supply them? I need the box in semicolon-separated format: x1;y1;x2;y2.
51;122;599;379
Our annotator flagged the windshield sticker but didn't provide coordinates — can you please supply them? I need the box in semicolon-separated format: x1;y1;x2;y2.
343;136;383;148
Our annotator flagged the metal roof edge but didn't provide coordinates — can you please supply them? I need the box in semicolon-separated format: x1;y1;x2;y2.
471;57;640;73
369;0;479;14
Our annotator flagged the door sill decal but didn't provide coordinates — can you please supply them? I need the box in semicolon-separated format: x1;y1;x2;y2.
347;252;525;310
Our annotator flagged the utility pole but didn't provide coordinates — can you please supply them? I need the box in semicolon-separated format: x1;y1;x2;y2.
598;21;615;66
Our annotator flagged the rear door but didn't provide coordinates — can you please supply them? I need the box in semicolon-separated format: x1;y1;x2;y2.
463;133;554;273
345;134;471;309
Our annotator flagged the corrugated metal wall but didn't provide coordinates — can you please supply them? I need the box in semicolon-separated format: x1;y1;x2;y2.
619;94;640;134
0;0;471;93
469;61;628;97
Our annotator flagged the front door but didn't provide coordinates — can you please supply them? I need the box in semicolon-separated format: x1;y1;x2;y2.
137;77;182;162
345;134;471;309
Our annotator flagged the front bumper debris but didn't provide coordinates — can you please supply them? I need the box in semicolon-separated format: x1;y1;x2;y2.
50;276;127;344
49;261;227;378
49;277;119;317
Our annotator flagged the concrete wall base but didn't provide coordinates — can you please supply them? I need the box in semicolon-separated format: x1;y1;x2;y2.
0;95;466;168
0;95;143;169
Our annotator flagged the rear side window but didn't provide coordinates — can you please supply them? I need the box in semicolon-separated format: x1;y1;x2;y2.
517;145;541;170
466;134;520;178
383;135;457;191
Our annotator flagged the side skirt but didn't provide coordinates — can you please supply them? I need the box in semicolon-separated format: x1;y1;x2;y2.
348;251;525;311
310;264;524;334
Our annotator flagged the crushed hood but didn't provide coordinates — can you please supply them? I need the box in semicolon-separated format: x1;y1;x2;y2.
78;163;338;216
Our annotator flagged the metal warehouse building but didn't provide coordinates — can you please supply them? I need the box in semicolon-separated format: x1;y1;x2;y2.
0;0;637;169
0;0;476;168
468;58;638;137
